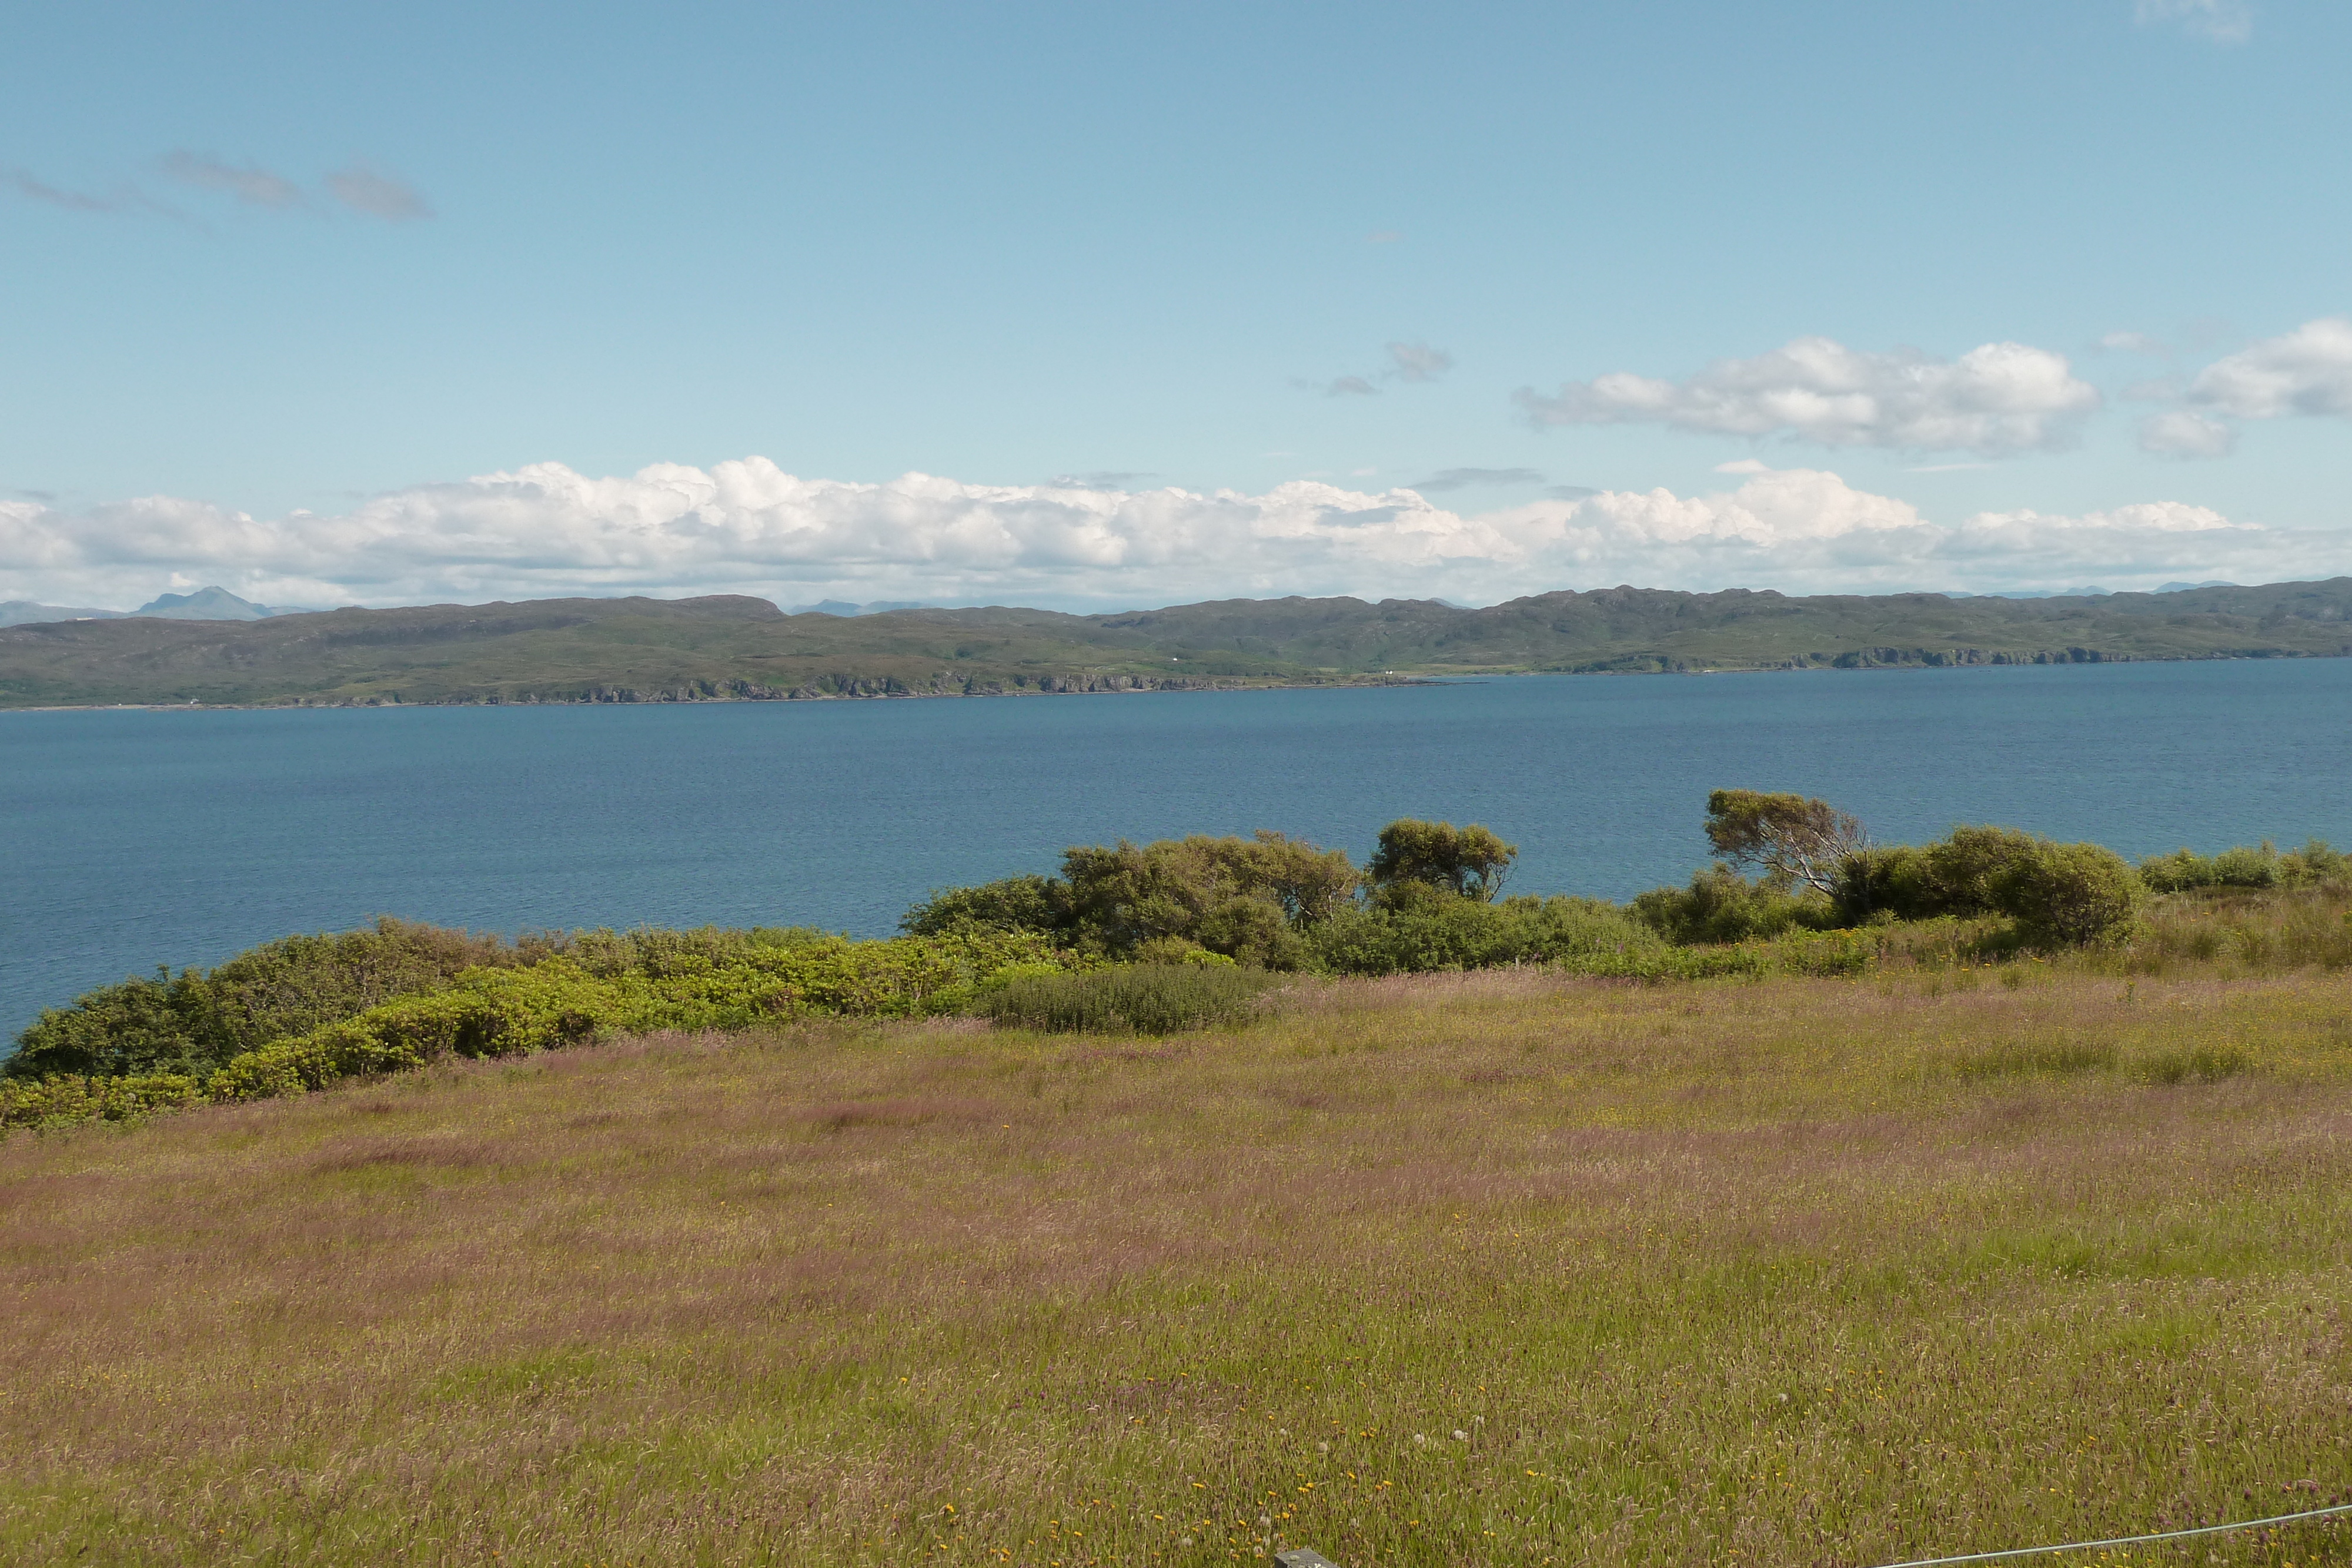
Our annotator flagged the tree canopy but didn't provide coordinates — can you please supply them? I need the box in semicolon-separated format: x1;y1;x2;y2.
1365;820;1518;904
1703;789;1868;897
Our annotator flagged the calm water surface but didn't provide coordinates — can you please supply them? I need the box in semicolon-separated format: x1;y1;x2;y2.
5;660;2350;1038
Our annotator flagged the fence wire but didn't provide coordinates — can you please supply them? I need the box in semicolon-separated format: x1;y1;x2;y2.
1867;1499;2352;1568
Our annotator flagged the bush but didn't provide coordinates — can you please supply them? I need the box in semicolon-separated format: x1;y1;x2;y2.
1308;894;1663;977
978;965;1282;1034
1633;866;1837;945
904;832;1358;963
1991;841;2143;948
0;1071;208;1131
6;917;522;1082
2139;839;2351;893
900;875;1069;938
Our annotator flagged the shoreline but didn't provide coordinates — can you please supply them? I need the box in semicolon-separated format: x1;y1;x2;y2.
0;646;2342;713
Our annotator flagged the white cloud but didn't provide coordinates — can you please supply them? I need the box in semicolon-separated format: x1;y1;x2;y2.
5;460;2343;613
2139;411;2238;459
2134;0;2253;44
2186;316;2352;420
1515;336;2101;456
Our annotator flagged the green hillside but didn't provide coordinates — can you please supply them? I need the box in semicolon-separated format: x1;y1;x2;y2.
2;578;2348;707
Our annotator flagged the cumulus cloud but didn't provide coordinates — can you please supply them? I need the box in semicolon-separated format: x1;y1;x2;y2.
2186;317;2352;420
5;459;2343;613
325;163;432;220
162;152;305;209
2134;0;2253;44
2139;411;2238;459
1516;336;2101;457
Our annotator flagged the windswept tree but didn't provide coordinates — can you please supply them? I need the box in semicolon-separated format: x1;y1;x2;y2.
1703;789;1868;897
1366;819;1518;904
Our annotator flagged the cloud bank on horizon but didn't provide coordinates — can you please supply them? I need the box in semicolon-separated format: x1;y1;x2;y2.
6;457;2344;617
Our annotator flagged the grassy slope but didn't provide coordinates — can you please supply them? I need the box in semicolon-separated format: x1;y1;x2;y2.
4;578;2350;706
5;959;2350;1565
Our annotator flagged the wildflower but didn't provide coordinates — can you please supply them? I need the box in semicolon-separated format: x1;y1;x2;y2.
1414;1433;1428;1446
1454;1429;1469;1441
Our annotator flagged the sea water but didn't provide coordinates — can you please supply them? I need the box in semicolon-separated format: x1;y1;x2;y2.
5;658;2350;1038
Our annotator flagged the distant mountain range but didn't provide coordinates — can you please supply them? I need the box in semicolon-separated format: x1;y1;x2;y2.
0;586;312;628
2;577;2347;708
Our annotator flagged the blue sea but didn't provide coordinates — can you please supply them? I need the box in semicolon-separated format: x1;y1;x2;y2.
5;659;2350;1039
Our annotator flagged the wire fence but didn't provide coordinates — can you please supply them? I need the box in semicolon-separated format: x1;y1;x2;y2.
1867;1499;2352;1568
1277;1497;2352;1568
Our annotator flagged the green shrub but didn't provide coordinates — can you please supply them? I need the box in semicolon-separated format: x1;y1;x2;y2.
1633;866;1837;945
0;1071;208;1131
900;875;1070;938
978;964;1282;1034
1992;841;2143;948
1308;895;1665;977
2139;839;2351;893
8;917;521;1082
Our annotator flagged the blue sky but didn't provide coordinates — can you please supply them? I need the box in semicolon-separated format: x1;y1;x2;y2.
3;0;2347;610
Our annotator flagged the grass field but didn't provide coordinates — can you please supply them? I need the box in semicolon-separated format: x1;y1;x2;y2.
5;947;2351;1566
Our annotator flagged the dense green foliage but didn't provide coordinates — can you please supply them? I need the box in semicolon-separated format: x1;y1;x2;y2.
5;918;523;1081
904;829;1357;967
4;927;1072;1129
2137;837;2350;892
977;962;1280;1034
1832;825;2143;944
1631;864;1841;945
1364;818;1517;904
1702;788;1866;895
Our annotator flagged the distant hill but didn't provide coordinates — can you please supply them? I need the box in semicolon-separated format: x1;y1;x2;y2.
1;578;2348;708
132;586;284;621
0;601;125;628
1;584;302;629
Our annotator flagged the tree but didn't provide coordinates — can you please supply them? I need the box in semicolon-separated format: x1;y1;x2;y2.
1703;790;1868;897
1365;819;1517;904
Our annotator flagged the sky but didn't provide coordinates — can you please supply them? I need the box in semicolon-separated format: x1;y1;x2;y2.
2;0;2347;612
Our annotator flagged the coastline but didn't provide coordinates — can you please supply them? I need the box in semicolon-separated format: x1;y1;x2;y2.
1;644;2341;713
